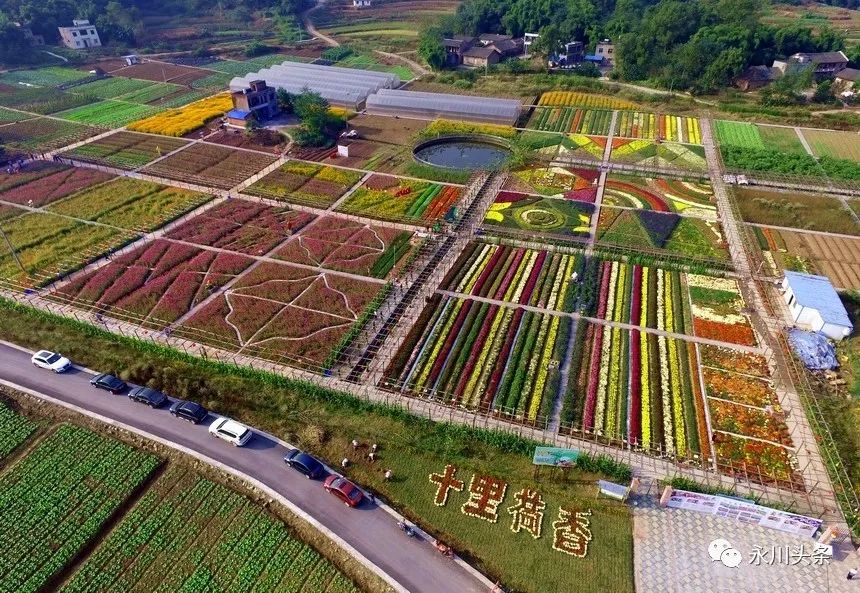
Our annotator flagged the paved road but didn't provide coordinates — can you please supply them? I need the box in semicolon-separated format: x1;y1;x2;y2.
0;342;489;593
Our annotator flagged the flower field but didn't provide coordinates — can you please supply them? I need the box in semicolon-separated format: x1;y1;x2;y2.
561;261;708;458
144;143;277;189
506;166;599;198
0;161;66;191
610;140;707;171
0;400;36;460
597;207;729;261
0;166;114;207
65;131;189;169
246;161;364;207
615;112;701;144
0;212;136;287
0;117;100;151
56;100;165;128
384;294;573;421
127;93;233;136
0;424;159;593
528;108;613;135
60;467;359;593
336;175;460;223
603;174;716;219
687;274;757;346
179;261;382;367
166;199;315;255
47;178;212;232
53;239;253;328
484;193;592;238
443;243;581;311
556;134;606;161
537;91;637;110
275;216;411;279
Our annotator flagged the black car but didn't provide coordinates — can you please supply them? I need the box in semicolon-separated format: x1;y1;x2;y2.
128;386;168;408
169;400;208;424
90;373;128;394
283;449;325;479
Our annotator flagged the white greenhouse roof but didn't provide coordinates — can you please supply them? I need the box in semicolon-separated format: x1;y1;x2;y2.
229;62;400;108
365;89;522;125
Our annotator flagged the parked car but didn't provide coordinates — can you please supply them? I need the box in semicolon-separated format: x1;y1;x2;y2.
323;475;364;507
283;449;325;479
90;373;128;394
169;400;209;424
31;350;72;373
208;417;253;447
128;386;168;408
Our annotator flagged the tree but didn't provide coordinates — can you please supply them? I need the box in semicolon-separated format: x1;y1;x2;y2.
291;91;345;147
418;27;446;71
812;79;834;104
276;88;294;113
245;41;269;57
0;12;37;64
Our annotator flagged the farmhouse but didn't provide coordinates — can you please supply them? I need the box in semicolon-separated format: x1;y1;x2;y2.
478;34;524;58
595;39;615;66
58;19;101;49
462;46;500;68
442;35;476;67
781;51;850;80
230;80;278;125
735;65;775;91
781;271;853;341
834;68;860;93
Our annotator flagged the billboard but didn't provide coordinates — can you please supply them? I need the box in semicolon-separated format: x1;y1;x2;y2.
532;446;580;467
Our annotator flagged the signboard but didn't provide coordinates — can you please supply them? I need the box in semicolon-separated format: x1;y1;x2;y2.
666;489;823;538
532;446;580;467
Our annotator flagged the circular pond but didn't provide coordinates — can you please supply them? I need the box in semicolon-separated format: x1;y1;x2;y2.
413;135;512;170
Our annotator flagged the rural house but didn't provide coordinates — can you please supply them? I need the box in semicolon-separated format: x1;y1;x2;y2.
58;19;101;49
735;65;775;91
834;68;860;93
229;80;278;127
781;271;853;341
442;35;476;67
352;0;372;7
462;45;501;68
595;39;615;66
782;51;850;80
478;34;524;58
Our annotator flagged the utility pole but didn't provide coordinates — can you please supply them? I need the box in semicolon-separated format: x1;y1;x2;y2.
0;226;25;275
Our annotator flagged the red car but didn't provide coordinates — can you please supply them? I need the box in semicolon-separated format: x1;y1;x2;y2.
323;475;364;507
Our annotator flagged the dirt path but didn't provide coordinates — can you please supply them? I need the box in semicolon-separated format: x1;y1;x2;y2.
374;50;429;78
302;0;339;47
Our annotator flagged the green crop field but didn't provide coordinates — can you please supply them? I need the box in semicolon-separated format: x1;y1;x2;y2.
0;66;92;87
56;100;164;128
0;424;159;593
0;399;37;459
67;131;189;169
116;82;186;104
70;77;155;100
802;129;860;163
714;120;765;149
61;467;360;593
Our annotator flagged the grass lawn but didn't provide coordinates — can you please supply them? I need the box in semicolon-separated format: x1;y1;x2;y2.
0;298;635;593
734;188;860;236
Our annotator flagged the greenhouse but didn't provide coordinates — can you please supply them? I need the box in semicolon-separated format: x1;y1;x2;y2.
229;62;400;109
365;89;522;125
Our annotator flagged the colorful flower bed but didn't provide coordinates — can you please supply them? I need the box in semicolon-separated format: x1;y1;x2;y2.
246;161;363;207
615;112;701;144
603;174;716;219
610;139;707;171
537;92;637;110
127;93;233;137
275;216;411;279
703;367;778;408
144;143;277;189
484;194;592;238
713;434;799;486
0;166;114;207
556;134;606;161
564;268;707;458
66;131;189;169
166;199;314;255
699;344;770;377
47;178;211;232
384;294;573;423
53;239;253;328
687;274;756;346
597;207;730;261
179;261;382;368
444;243;580;312
528;108;613;135
506;166;599;198
336;176;460;224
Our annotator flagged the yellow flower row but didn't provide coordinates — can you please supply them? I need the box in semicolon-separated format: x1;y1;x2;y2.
128;94;233;137
538;91;637;110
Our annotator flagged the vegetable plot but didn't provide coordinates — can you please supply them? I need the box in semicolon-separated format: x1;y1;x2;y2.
0;424;159;593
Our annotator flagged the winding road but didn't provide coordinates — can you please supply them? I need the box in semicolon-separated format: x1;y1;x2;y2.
0;341;489;593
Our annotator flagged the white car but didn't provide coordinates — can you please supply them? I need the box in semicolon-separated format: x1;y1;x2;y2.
31;350;72;373
208;417;253;447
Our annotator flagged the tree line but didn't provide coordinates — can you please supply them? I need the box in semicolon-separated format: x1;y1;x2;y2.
419;0;855;93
